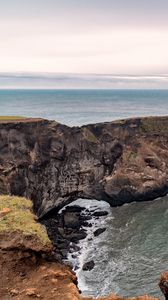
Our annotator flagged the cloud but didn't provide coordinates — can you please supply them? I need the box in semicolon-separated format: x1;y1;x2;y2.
0;73;168;89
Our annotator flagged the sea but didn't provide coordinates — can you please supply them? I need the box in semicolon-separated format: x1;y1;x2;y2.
1;88;168;298
0;89;168;126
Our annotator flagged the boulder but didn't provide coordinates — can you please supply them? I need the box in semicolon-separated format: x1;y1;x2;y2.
82;260;95;271
92;211;108;217
94;228;106;237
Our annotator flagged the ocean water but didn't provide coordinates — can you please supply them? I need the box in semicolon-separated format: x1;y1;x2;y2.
70;198;168;298
0;89;168;126
1;88;168;297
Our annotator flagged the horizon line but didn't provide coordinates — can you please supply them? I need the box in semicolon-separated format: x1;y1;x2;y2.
0;72;168;77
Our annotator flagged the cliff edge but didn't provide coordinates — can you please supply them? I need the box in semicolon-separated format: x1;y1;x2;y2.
0;195;80;300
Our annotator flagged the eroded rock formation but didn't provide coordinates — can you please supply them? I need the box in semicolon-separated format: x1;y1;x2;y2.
0;116;168;217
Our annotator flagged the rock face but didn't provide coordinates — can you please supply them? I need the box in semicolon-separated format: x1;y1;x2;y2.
0;116;168;217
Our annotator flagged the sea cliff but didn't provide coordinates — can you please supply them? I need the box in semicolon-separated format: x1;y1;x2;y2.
0;116;167;217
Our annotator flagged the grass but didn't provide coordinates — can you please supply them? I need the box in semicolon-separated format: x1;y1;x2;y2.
0;195;51;248
0;116;26;121
140;118;168;134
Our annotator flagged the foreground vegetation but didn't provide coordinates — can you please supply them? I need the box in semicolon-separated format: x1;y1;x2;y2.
0;195;51;248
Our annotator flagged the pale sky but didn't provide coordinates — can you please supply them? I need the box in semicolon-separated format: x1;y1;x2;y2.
0;0;168;75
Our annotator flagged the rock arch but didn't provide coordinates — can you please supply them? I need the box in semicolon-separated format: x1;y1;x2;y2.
0;116;168;217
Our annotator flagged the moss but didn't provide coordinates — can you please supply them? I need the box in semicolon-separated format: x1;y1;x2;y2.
140;118;168;134
128;152;137;160
0;195;51;248
82;128;98;143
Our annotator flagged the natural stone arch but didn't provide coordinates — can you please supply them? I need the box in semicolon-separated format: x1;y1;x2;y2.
0;116;168;218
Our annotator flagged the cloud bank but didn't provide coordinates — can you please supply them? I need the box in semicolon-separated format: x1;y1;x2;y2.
0;73;168;89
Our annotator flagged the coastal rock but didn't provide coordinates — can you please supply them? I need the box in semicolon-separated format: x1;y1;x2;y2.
64;205;85;213
159;271;168;299
63;211;82;229
67;230;87;243
82;260;95;271
94;228;106;236
92;211;108;217
0;117;167;217
41;204;95;260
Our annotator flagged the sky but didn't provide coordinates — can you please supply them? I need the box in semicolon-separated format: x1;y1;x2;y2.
0;0;168;87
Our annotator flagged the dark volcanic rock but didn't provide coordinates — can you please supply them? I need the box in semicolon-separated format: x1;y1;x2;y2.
94;228;106;237
70;244;81;252
82;221;92;227
80;215;92;221
92;211;108;217
64;205;85;213
41;205;90;260
82;260;95;271
0;117;168;218
63;212;81;229
67;230;87;243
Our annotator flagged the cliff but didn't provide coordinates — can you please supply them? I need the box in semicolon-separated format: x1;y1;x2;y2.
0;116;168;217
0;195;82;300
0;195;166;300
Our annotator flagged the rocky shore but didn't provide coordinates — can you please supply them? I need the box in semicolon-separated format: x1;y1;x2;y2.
41;203;108;269
1;195;168;300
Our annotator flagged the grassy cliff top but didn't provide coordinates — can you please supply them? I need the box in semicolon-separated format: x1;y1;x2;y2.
0;195;52;251
0;116;25;120
0;116;45;123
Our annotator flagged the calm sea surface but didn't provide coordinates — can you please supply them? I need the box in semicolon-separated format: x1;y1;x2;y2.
0;89;168;126
1;89;168;297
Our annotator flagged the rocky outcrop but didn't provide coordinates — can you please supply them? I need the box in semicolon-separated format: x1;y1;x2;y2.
0;116;168;217
41;205;89;261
